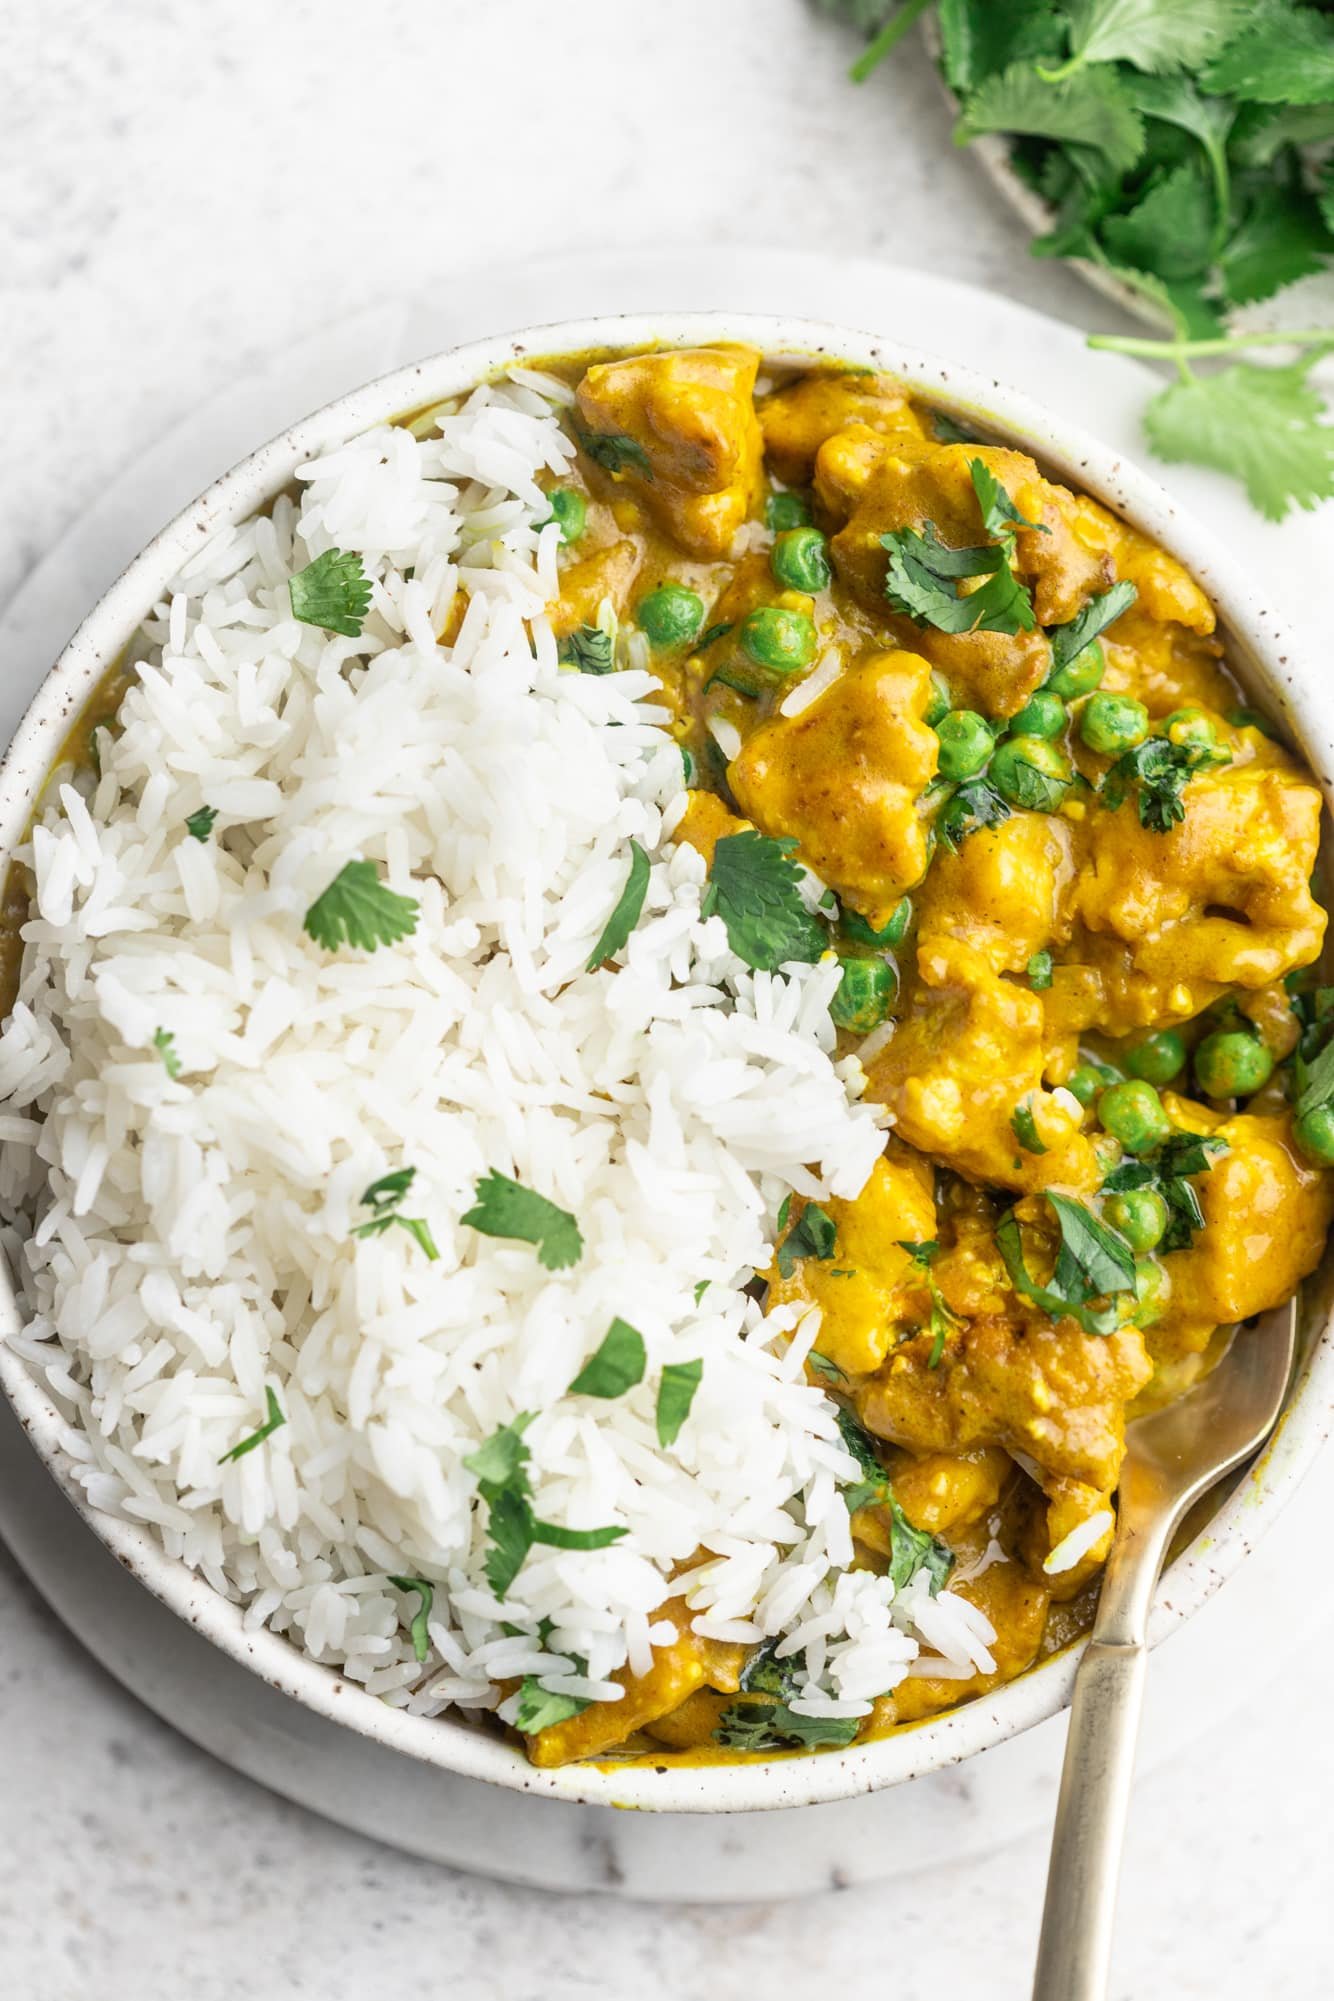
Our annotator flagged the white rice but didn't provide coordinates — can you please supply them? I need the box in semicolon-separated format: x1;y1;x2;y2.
0;373;993;1730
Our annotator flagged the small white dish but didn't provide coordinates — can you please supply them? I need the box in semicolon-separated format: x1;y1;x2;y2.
3;309;1331;1817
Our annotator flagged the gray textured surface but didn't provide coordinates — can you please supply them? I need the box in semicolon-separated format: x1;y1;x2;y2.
2;3;1331;1995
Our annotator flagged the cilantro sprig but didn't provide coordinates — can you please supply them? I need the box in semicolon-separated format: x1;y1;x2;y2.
824;0;1334;518
1101;730;1232;830
701;831;828;972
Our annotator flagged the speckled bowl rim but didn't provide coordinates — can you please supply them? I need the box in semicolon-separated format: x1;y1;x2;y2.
1;310;1330;1814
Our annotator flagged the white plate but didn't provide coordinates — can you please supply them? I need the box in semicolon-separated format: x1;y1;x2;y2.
3;246;1332;1895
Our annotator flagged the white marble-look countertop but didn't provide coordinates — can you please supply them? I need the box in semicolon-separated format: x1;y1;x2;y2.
3;3;1331;1995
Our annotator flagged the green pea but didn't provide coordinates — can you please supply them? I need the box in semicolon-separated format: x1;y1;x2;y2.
936;709;995;783
638;583;705;650
925;674;951;728
830;955;897;1033
771;527;831;594
1046;639;1105;701
1080;692;1150;757
1294;1103;1334;1166
543;488;587;544
844;897;911;948
1027;950;1053;990
989;735;1071;813
765;491;810;533
739;607;818;676
1123;1030;1186;1087
1164;708;1217;749
1227;706;1280;742
1098;1079;1172;1155
1105;1188;1169;1254
1008;690;1066;740
1194;1028;1273;1099
1066;1064;1107;1107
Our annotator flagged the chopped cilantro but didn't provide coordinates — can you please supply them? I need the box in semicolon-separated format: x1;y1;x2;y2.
463;1412;624;1594
656;1358;704;1446
714;1701;861;1752
575;425;654;481
1028;950;1054;990
1101;732;1231;831
1048;581;1139;671
461;1171;584;1271
896;1240;941;1265
288;548;373;638
882;520;1037;636
701;831;828;972
586;839;650;969
569;1318;646;1398
1103;1131;1227;1252
775;1202;837;1280
152;1028;181;1080
558;623;615;674
185;805;218;842
807;1350;848;1384
303;860;419;952
996;1192;1138;1335
351;1167;439;1260
1011;1099;1048;1154
514;1678;588;1733
887;1493;955;1594
218;1386;286;1464
935;776;1012;851
387;1575;434;1662
969;458;1047;539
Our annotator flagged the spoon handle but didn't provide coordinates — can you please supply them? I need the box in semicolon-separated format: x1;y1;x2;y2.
1030;1632;1148;2001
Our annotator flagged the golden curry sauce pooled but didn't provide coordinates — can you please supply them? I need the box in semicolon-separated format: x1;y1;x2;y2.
504;342;1334;1768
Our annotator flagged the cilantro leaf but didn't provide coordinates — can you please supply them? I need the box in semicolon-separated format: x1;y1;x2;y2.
1203;1;1334;105
387;1575;434;1662
288;548;373;638
887;1493;955;1594
996;1194;1136;1335
464;1413;536;1498
1322;157;1334;238
1126;74;1234;232
1295;1035;1334;1119
836;1404;891;1512
1056;0;1249;76
997;745;1068;813
529;1519;628;1552
569;1318;646;1398
152;1027;181;1080
714;1701;860;1752
558;623;616;674
587;839;650;969
740;1639;796;1700
463;1413;623;1585
775;1201;837;1280
807;1350;848;1384
1221;180;1334;307
896;1240;941;1265
1048;580;1139;670
1102;732;1231;830
957;61;1147;179
461;1171;584;1271
303;860;420;953
575;424;654;481
936;777;1012;851
185;805;218;842
700;830;827;972
882;521;1037;635
1101;161;1216;282
484;1486;540;1597
1103;1132;1227;1251
218;1385;286;1464
514;1678;588;1734
1011;1099;1048;1154
656;1358;703;1446
936;0;1065;93
969;458;1047;539
1028;950;1054;990
1143;354;1334;521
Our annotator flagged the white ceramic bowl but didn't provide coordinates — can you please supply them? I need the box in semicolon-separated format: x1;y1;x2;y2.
3;312;1332;1814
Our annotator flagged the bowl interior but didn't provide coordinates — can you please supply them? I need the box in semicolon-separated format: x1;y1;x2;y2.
2;310;1331;1813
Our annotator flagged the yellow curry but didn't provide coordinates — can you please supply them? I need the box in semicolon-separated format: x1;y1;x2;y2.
501;342;1333;1767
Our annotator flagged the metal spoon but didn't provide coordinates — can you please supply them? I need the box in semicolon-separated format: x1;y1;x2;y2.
1031;1297;1298;2001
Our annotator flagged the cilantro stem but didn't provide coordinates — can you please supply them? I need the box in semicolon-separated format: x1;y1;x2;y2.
1088;329;1334;363
848;0;936;83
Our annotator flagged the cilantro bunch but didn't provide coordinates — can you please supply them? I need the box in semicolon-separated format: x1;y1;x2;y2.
820;0;1334;518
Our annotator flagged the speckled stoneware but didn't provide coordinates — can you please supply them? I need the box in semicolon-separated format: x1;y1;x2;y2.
2;311;1331;1815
